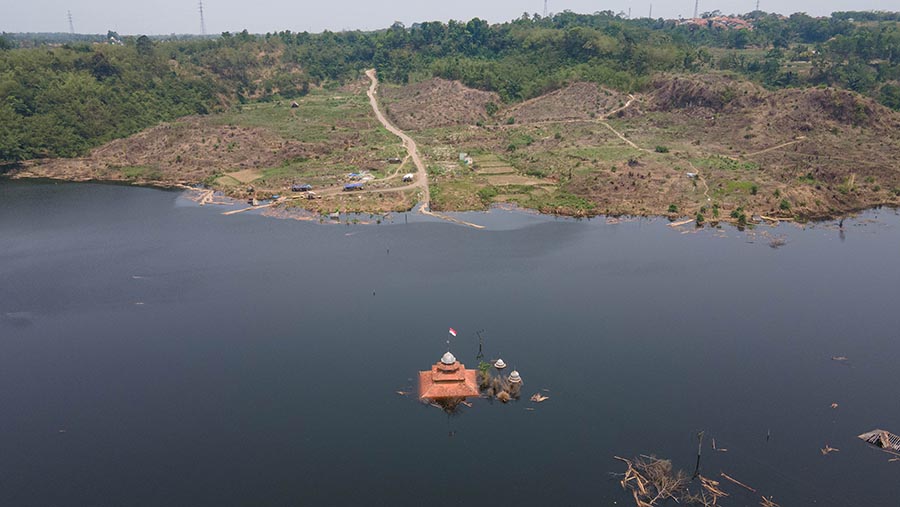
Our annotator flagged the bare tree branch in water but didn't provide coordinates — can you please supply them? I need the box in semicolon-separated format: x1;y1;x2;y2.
614;456;733;506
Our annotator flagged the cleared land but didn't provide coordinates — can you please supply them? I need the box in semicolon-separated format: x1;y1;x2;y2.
13;72;900;221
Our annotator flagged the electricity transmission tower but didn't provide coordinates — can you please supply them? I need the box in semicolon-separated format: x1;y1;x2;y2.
68;10;74;34
693;0;699;18
199;0;207;35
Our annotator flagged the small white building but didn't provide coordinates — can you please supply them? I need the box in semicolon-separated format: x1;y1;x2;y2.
402;173;415;182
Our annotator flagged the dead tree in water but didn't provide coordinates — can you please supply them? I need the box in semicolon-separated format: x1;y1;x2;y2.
614;455;731;506
614;455;688;506
693;431;704;479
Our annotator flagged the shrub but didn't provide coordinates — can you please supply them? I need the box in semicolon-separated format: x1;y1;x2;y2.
779;199;791;210
655;146;670;153
668;204;678;213
477;186;498;203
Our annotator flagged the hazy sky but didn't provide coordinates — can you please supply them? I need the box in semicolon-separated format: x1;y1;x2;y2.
4;0;898;35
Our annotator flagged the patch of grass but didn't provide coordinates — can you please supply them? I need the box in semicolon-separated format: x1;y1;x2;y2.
797;172;819;185
531;189;595;214
693;156;759;171
477;185;499;204
723;180;757;194
117;166;162;180
564;146;642;162
837;175;856;194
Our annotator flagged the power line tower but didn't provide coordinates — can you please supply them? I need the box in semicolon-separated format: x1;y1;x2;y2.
755;0;760;11
543;0;548;18
649;3;653;18
67;10;74;34
198;0;207;36
693;0;699;18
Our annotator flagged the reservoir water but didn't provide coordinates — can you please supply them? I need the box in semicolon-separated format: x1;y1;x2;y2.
1;180;899;506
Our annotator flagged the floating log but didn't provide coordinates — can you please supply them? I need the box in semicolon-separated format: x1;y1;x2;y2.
668;218;694;227
721;472;756;492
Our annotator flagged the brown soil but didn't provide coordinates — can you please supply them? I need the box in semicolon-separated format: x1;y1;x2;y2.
648;73;766;112
13;72;900;221
380;77;500;130
411;74;900;218
17;117;309;185
504;82;630;123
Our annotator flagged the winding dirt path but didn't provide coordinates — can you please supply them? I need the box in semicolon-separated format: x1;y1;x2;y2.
744;136;806;157
365;69;484;229
365;69;430;207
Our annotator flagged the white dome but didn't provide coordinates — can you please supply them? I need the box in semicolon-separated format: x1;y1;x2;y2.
441;351;457;365
494;358;507;369
508;370;522;383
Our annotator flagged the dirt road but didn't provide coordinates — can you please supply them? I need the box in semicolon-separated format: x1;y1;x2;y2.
365;69;484;229
365;69;430;208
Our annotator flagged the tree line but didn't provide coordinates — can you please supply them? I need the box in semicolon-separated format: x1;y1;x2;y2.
2;10;899;163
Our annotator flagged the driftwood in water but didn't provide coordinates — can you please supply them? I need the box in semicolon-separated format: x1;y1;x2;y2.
530;392;549;403
821;445;840;455
614;456;688;506
614;455;780;507
720;472;756;493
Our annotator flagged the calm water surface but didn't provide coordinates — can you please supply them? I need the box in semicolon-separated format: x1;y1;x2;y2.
1;181;899;506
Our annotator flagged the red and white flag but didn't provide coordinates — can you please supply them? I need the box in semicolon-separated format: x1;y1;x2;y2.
448;328;457;337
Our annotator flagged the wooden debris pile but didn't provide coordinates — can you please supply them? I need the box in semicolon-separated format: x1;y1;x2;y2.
858;429;900;452
615;455;779;507
530;392;549;403
614;455;688;506
820;444;840;455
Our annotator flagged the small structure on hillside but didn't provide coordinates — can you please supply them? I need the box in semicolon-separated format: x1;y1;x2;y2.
402;173;414;182
290;101;299;108
418;351;480;411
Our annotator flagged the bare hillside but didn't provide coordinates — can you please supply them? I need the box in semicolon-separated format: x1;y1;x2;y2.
504;82;630;123
380;78;500;130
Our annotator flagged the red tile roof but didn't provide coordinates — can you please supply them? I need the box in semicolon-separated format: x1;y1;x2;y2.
418;361;480;400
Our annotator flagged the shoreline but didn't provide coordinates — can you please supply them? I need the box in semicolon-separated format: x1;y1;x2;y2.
6;173;898;227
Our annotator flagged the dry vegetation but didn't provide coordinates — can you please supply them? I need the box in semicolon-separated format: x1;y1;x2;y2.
398;73;900;219
14;80;418;214
380;77;499;130
13;72;900;220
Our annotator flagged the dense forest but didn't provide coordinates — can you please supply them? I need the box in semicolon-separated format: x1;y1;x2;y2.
2;10;899;163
